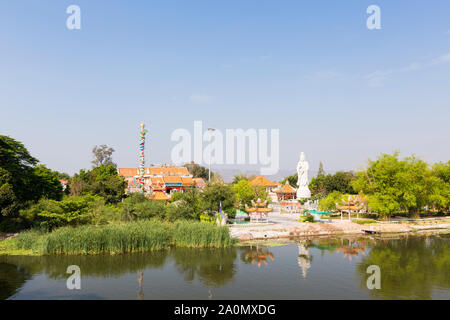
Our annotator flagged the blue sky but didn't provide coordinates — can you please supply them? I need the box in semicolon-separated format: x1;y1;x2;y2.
0;0;449;176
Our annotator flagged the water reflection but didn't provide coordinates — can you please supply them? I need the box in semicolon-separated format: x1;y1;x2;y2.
0;234;448;300
241;246;274;268
297;243;311;278
357;234;450;299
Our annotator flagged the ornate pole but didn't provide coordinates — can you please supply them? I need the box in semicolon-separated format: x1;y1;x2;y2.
139;123;148;193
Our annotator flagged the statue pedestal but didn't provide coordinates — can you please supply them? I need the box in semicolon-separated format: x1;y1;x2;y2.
296;187;311;199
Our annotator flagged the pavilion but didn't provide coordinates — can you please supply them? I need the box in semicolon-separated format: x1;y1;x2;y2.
249;176;280;192
274;182;296;201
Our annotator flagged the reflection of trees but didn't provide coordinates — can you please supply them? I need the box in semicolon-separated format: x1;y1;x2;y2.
357;235;450;299
240;246;274;268
0;251;168;280
171;247;237;288
0;262;32;300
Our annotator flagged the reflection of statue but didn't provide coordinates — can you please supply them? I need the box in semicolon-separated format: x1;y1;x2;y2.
296;152;311;199
298;244;311;278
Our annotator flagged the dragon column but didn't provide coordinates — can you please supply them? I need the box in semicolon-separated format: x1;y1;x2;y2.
139;123;148;192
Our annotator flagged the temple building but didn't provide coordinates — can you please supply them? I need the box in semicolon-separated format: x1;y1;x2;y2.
249;176;280;192
274;182;297;201
118;165;205;196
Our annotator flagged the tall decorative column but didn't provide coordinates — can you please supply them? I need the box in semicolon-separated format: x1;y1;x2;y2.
139;123;148;193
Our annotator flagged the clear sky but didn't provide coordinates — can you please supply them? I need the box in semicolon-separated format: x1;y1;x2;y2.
1;0;449;176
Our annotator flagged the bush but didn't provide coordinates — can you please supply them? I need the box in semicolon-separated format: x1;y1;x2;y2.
120;193;167;221
19;195;105;231
299;215;314;223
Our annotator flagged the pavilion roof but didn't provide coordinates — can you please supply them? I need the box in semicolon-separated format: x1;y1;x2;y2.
274;182;296;193
249;176;279;187
150;191;170;201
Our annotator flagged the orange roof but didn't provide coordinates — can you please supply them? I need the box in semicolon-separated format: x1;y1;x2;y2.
249;176;279;187
118;167;190;177
274;182;296;193
193;178;206;187
118;168;140;176
150;191;170;201
181;177;194;185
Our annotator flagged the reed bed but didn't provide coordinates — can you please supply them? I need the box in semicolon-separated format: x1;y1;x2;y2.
172;220;236;248
14;219;236;255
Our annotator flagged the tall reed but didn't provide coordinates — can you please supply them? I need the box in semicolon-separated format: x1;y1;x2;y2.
14;219;236;255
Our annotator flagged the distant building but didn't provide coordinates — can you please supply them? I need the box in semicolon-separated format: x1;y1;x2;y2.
59;179;68;191
249;175;280;192
118;165;204;198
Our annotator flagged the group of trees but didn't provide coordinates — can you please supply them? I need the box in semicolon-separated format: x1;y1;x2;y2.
2;134;448;231
352;152;449;218
0;136;66;230
0;136;127;231
306;153;449;218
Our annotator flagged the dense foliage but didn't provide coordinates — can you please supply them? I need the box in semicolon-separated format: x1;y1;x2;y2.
68;164;127;204
352;152;449;218
0;136;64;231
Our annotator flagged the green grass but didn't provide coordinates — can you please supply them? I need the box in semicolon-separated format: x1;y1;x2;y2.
5;219;236;255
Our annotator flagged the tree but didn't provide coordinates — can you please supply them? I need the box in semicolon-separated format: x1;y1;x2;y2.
184;161;212;180
166;187;203;221
69;164;127;204
233;180;255;209
317;162;325;177
0;136;63;230
201;183;236;213
281;173;297;187
92;145;116;167
352;152;437;218
428;161;450;212
232;174;256;184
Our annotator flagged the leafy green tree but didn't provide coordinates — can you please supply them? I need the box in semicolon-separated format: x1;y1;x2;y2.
352;152;437;218
201;183;236;213
281;173;297;187
318;191;344;211
232;174;256;184
428;161;450;212
0;136;63;230
31;165;64;201
19;195;104;231
233;180;255;209
166;187;203;221
69;164;127;204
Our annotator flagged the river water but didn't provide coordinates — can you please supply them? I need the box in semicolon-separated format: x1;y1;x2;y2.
1;233;449;300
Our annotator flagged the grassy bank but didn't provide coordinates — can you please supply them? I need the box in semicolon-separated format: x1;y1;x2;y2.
0;220;236;256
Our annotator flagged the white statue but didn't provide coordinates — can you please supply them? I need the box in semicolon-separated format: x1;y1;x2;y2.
296;152;311;199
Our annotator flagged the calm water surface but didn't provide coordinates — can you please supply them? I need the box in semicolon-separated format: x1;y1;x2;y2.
1;234;449;300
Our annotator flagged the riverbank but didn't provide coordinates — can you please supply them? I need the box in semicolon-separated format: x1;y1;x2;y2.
229;214;450;240
0;220;236;256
